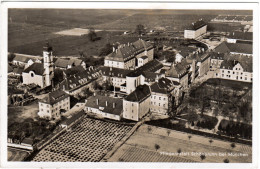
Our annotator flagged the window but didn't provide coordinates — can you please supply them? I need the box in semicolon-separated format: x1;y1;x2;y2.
222;70;224;73
159;97;161;100
164;98;166;101
47;105;49;108
31;73;34;77
41;109;43;111
228;71;230;74
240;77;242;79
233;72;235;74
47;110;49;113
159;103;160;106
163;104;165;107
241;72;243;75
245;77;247;80
154;96;156;99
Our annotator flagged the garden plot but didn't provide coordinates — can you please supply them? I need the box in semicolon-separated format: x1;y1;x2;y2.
32;116;133;162
55;28;101;36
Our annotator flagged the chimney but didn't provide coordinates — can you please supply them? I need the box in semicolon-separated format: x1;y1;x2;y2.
233;32;234;36
106;101;108;106
113;102;115;108
96;99;99;105
113;47;115;52
128;42;130;46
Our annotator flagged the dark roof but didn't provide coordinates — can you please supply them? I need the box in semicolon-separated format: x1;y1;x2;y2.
166;59;190;78
151;77;175;94
124;84;151;102
63;65;86;78
8;87;24;95
220;60;238;70
22;137;34;145
85;95;123;116
62;111;85;126
214;42;252;55
99;66;132;78
127;59;163;77
105;39;153;62
23;63;45;75
13;67;24;75
13;55;30;63
60;68;101;92
186;20;207;30
55;58;83;68
142;71;160;82
210;52;225;60
40;90;69;105
227;32;253;41
8;64;13;73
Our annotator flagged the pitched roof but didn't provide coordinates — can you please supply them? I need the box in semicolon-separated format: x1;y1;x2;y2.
105;39;153;62
214;42;252;55
23;63;45;75
127;59;163;77
151;77;175;94
60;68;101;92
63;65;86;78
124;84;151;103
13;54;42;63
99;66;132;78
166;59;190;78
85;95;123;116
210;52;225;60
220;60;238;70
8;64;13;73
227;31;253;41
55;58;83;68
40;90;69;105
186;20;207;30
13;67;24;75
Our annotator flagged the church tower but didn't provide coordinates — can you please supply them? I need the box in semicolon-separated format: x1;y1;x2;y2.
43;42;54;87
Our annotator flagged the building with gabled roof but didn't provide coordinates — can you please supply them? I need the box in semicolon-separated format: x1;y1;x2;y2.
12;53;42;68
54;58;86;70
59;67;101;96
150;77;178;115
38;90;70;120
85;95;123;121
184;20;207;39
214;59;252;82
214;41;252;56
104;39;154;69
227;31;253;43
210;52;225;70
123;84;151;121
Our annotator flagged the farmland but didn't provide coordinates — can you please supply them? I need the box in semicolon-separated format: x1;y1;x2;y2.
32;116;134;162
107;124;252;162
8;9;251;57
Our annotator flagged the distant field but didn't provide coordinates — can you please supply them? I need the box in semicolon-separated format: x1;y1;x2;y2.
8;9;252;56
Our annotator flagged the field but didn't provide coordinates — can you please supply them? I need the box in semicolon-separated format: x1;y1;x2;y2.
32;116;133;162
8;9;251;57
108;124;252;162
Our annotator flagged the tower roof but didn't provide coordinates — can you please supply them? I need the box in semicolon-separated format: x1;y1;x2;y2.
43;42;52;52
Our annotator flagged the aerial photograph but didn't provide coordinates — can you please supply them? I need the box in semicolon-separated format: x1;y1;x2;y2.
7;8;253;163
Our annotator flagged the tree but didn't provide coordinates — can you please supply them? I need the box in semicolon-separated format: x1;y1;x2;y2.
8;53;16;62
200;154;206;161
154;144;160;151
213;107;219;117
88;27;97;41
99;43;113;56
188;135;192;140
147;126;152;133
135;24;145;35
167;130;171;136
223;158;230;163
209;139;213;145
177;148;182;155
230;143;236;149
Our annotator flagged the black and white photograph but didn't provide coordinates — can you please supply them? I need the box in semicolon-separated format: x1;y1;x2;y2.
0;1;259;168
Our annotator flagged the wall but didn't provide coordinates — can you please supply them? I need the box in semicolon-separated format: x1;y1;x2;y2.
150;93;168;115
22;71;44;88
199;56;210;76
123;100;139;121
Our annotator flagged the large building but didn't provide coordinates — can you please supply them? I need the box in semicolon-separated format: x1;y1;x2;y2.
38;90;70;120
104;39;154;69
226;31;253;44
85;95;123;121
165;59;190;89
22;43;54;88
184;20;207;39
210;52;225;70
150;78;176;115
123;84;151;121
214;41;253;57
59;67;101;96
214;59;253;82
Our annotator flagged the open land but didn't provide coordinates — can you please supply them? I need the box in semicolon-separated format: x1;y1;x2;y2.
108;124;252;163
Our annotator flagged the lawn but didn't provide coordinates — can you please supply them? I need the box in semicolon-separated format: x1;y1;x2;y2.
108;124;252;163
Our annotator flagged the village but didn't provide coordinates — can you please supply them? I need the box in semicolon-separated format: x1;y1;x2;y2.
7;11;253;163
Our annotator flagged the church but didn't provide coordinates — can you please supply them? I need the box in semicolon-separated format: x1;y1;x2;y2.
22;43;54;88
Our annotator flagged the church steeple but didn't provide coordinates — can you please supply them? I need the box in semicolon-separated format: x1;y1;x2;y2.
43;42;54;87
